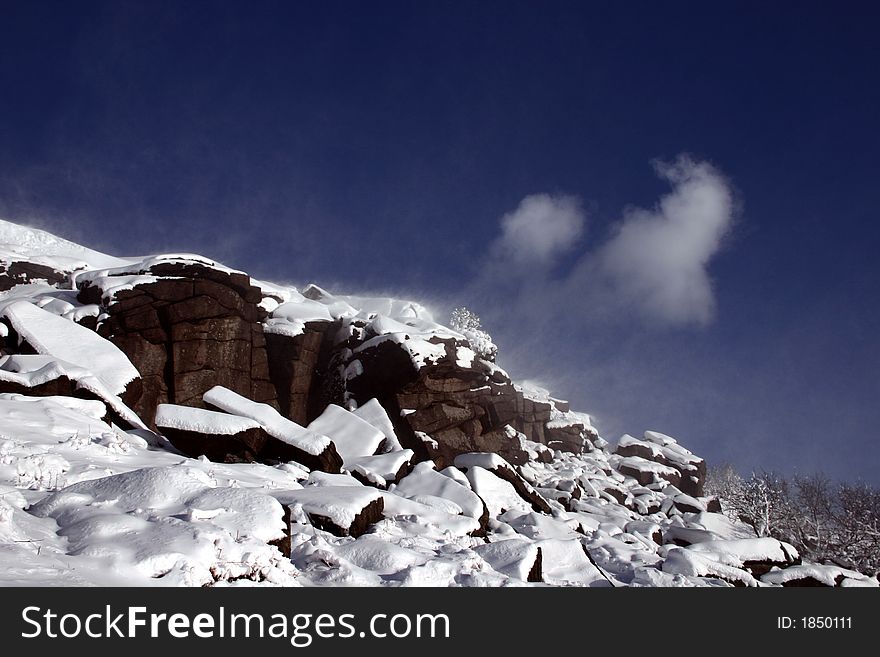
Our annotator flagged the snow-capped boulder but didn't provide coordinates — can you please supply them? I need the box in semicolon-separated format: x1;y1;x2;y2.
201;386;343;472
0;259;68;292
474;539;543;582
615;431;706;496
454;452;552;514
760;563;879;587
273;486;385;539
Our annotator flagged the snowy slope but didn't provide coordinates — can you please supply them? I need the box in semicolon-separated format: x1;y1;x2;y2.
1;218;875;589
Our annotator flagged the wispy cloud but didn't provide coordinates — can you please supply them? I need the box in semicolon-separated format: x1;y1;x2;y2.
489;193;585;269
585;155;734;326
474;154;735;328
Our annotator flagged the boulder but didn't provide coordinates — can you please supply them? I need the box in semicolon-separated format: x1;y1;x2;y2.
274;487;385;538
78;260;277;428
615;431;706;496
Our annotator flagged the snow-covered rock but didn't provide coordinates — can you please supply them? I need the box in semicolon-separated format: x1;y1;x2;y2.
1;218;864;589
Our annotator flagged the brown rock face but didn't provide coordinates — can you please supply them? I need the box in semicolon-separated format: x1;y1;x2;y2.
78;262;277;428
264;321;334;425
343;338;536;469
337;335;597;469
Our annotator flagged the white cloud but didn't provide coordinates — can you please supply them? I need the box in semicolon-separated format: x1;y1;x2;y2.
592;156;734;325
489;193;585;268
474;155;735;329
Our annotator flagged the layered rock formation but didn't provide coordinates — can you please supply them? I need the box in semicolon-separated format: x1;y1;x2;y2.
62;257;607;476
77;259;278;428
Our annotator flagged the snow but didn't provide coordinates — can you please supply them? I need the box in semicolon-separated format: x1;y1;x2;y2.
761;563;879;587
464;466;533;516
29;464;296;585
0;354;90;389
617;455;681;479
0;218;133;271
662;547;757;587
307;404;385;464
333;535;429;575
203;386;331;456
688;537;799;565
263;298;334;337
473;539;539;581
346;450;414;486
306;471;363;488
392;462;485;520
662;525;720;546
455;346;476;368
689;511;758;540
378;492;481;537
1;300;140;395
273;486;382;531
538;538;608;586
352;398;403;452
155;404;262;435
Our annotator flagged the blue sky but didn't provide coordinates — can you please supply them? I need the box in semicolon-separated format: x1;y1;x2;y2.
1;1;878;482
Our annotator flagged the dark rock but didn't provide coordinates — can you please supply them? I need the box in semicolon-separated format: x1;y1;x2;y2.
160;425;268;463
160;420;342;473
544;423;589;453
527;546;543;583
779;576;833;587
338;336;539;468
672;497;704;514
0;260;68;292
270;506;293;558
265;323;334;424
603;486;629;505
0;374;78;398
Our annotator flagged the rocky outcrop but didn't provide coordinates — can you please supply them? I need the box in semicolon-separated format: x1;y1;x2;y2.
78;261;277;428
0;260;68;291
340;335;595;469
62;257;600;471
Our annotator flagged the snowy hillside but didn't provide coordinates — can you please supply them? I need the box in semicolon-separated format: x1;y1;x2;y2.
0;218;875;588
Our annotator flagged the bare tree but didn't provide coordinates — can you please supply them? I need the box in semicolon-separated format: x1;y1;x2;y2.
791;473;834;561
705;463;744;522
449;307;497;361
706;463;880;576
834;482;880;574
